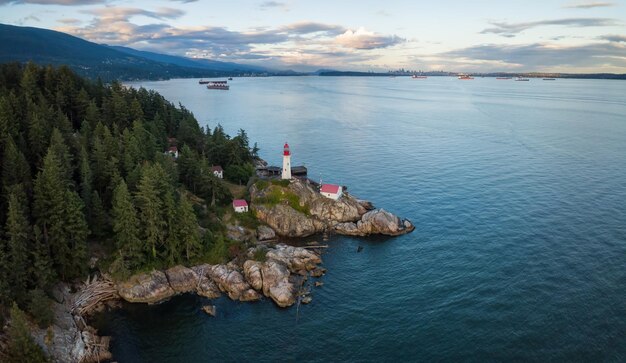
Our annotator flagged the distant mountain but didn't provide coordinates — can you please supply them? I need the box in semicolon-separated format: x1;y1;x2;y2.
0;23;274;81
109;46;267;73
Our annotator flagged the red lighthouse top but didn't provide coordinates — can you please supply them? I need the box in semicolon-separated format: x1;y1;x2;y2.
283;142;290;156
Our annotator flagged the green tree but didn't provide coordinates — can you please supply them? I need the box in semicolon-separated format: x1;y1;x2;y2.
5;187;32;304
2;136;32;195
60;190;89;278
135;164;165;260
112;181;143;268
5;303;49;363
90;191;108;238
27;289;54;328
176;194;201;261
31;226;55;291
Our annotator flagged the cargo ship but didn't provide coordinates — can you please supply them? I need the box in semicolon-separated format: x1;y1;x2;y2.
515;77;530;81
206;81;229;90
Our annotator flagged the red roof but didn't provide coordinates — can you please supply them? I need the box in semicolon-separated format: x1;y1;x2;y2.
211;165;223;172
321;184;340;194
232;199;248;208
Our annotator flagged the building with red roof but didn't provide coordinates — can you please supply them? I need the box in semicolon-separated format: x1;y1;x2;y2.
232;199;249;213
320;184;343;200
165;146;179;159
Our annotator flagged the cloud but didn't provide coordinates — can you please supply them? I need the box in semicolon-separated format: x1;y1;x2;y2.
84;7;185;21
57;17;82;25
441;42;626;70
0;0;105;4
335;27;404;49
281;22;346;35
259;1;288;10
481;17;618;37
564;2;615;9
599;34;626;42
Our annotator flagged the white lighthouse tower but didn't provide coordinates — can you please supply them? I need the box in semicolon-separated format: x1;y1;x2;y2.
282;142;291;180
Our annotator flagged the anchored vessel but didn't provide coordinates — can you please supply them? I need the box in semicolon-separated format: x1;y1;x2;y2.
206;81;229;90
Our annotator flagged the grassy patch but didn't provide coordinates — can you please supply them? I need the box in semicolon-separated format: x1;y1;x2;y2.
253;187;310;215
253;248;267;262
233;210;260;229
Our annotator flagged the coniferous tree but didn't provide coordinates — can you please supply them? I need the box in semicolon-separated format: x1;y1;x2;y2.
31;226;55;291
5;303;49;363
47;128;73;185
90;190;108;238
2;136;32;195
60;190;88;278
78;146;92;217
5;187;32;304
176;194;201;261
135;164;164;260
112;181;143;267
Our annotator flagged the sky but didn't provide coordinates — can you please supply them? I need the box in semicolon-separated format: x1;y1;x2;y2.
1;0;625;73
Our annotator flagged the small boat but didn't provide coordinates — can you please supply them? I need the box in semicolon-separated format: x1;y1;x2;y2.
458;74;474;80
207;81;229;90
496;77;512;80
412;75;427;79
515;77;530;81
543;78;556;81
199;79;210;84
228;77;233;80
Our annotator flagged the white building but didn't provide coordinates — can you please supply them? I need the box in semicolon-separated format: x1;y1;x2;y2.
211;165;224;179
232;199;249;213
165;146;179;159
320;184;343;200
282;142;291;180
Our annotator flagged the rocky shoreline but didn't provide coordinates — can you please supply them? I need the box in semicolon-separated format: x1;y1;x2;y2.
117;244;322;308
251;178;415;238
36;178;414;362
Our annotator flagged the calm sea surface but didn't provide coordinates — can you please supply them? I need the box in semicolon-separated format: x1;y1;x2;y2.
95;77;626;362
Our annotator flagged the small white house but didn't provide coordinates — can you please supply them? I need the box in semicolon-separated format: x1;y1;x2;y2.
232;199;249;213
320;184;343;200
211;165;224;179
165;146;179;159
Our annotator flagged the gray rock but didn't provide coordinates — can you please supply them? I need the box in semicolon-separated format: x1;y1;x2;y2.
256;225;276;241
243;260;264;290
207;265;251;301
202;305;216;316
117;270;176;304
334;209;415;236
261;260;295;307
165;265;198;294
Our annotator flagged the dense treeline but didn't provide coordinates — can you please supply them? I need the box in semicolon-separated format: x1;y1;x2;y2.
0;63;258;334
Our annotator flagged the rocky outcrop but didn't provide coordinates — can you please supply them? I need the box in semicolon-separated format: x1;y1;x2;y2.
165;266;198;294
254;203;325;238
206;265;251;300
334;209;416;236
261;260;295;307
265;244;322;272
117;271;176;304
250;179;414;238
115;245;323;309
243;260;264;290
256;225;276;241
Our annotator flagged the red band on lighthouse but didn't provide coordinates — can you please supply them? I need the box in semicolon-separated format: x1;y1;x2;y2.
283;142;290;156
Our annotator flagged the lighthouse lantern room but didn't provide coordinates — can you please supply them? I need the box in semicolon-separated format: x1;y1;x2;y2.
282;142;291;180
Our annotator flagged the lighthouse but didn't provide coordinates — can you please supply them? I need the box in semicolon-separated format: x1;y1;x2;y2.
282;142;291;180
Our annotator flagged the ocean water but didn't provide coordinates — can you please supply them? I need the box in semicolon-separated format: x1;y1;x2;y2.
95;77;626;362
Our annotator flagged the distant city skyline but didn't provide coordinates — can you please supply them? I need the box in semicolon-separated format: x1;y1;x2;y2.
1;0;625;73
